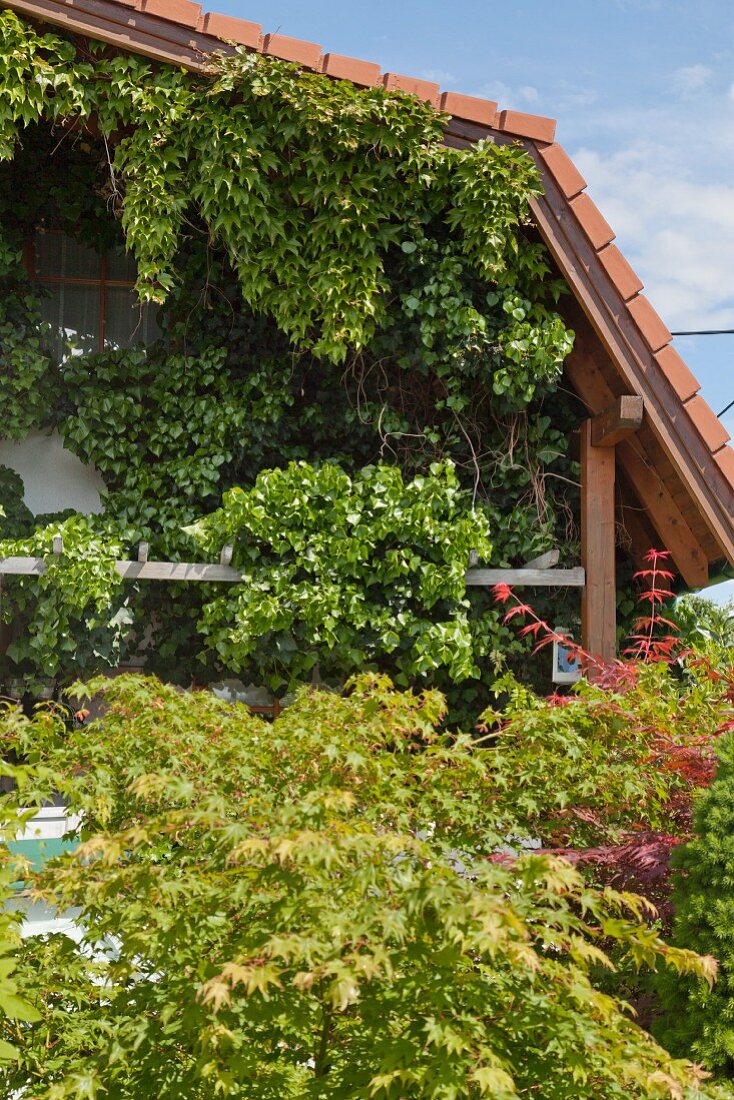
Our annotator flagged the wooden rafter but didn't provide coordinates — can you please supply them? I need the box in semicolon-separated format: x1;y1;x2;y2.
617;441;709;587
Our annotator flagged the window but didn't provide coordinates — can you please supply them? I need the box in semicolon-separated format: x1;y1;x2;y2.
26;231;160;360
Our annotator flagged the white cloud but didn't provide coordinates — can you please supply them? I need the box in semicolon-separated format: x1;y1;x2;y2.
573;144;734;329
672;63;712;94
419;69;457;86
568;88;734;334
476;80;539;107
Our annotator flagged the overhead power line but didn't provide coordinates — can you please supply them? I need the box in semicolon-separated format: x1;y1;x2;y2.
667;329;734;419
671;329;734;336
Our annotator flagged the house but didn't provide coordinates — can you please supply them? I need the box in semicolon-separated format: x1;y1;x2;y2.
0;0;732;672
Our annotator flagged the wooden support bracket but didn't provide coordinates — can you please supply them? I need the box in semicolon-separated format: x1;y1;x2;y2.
591;395;644;447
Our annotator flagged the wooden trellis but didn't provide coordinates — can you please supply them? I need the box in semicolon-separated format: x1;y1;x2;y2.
0;540;585;587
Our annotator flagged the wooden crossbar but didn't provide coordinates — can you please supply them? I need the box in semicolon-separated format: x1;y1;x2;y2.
464;567;585;587
0;557;585;587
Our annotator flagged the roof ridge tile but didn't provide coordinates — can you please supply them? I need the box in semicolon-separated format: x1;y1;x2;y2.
137;0;201;27
262;32;322;70
683;394;731;454
538;143;585;199
570;192;615;251
627;294;672;354
320;53;381;87
655;345;700;403
498;109;555;144
597;244;643;302
383;73;440;107
439;92;497;127
197;12;261;48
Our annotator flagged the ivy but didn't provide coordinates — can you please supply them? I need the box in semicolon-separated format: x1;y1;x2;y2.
0;515;126;681
0;10;581;708
189;461;492;688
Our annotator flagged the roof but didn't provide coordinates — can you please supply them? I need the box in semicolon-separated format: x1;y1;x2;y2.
6;0;734;587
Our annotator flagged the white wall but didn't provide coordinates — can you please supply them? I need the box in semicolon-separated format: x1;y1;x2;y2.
0;430;104;516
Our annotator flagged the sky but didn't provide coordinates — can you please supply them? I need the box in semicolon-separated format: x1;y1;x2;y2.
212;0;734;600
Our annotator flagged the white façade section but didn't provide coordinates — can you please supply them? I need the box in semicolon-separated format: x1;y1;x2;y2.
0;429;105;516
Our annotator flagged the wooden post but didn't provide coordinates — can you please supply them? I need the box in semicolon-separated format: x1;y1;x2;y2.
581;419;617;664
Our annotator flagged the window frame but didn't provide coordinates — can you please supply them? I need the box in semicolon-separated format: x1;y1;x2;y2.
23;231;143;354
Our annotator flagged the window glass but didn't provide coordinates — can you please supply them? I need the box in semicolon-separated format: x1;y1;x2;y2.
31;232;158;358
38;283;100;360
35;233;99;281
106;246;138;283
105;287;160;350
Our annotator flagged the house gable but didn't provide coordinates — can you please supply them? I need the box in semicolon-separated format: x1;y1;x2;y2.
2;0;733;588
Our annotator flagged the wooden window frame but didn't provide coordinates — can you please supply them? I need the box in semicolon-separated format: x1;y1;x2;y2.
23;231;140;353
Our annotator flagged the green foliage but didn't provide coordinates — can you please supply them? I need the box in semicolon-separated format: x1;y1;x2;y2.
60;345;273;541
672;594;734;652
655;723;734;1074
190;460;492;687
0;514;127;680
0;9;580;704
0;673;728;1098
482;656;734;849
0;861;41;1064
0;465;32;537
0;239;56;438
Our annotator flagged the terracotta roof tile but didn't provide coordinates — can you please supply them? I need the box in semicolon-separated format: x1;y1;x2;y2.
262;33;322;70
498;109;555;143
383;73;440;107
684;394;731;453
197;12;261;48
440;92;497;127
570;192;615;250
715;444;734;484
655;345;700;403
537;142;585;199
138;0;201;27
320;53;380;86
597;244;643;302
627;295;672;353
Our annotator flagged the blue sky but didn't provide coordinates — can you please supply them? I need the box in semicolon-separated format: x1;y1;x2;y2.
213;0;734;598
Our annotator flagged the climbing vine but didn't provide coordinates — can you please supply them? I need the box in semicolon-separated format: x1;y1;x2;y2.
0;10;581;712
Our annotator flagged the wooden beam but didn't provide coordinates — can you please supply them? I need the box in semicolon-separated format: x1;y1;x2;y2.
0;558;243;582
617;441;709;587
0;556;585;587
465;567;585;587
592;395;644;447
563;323;710;586
580;420;617;662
